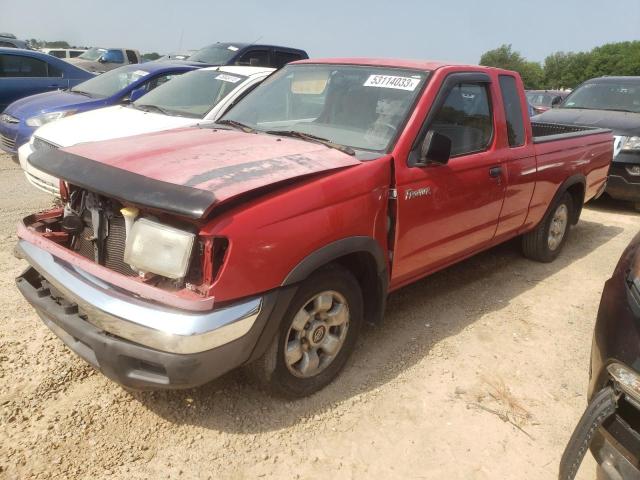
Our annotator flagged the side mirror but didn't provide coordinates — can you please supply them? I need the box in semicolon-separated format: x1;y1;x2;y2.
98;56;107;63
129;87;146;102
416;131;451;166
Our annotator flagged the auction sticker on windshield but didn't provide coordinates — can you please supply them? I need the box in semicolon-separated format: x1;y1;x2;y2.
133;70;150;77
364;75;420;91
216;74;241;83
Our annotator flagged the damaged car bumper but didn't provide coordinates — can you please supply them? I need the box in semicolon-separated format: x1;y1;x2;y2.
15;239;272;389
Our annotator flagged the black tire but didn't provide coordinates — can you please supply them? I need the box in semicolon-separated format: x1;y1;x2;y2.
558;387;617;480
247;264;363;398
522;192;574;263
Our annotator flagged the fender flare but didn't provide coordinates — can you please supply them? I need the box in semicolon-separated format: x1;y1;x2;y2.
282;236;387;286
548;174;587;225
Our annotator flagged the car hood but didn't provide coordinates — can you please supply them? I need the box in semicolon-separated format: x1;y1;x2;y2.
5;90;103;120
534;108;640;136
34;105;195;147
28;127;362;219
66;58;103;72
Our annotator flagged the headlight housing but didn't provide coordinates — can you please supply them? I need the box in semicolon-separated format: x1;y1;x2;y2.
621;136;640;152
124;218;196;279
25;110;76;127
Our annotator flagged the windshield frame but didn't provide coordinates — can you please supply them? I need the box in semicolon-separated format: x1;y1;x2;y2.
218;63;431;155
561;81;640;113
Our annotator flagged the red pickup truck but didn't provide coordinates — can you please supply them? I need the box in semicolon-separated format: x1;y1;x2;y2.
16;59;613;397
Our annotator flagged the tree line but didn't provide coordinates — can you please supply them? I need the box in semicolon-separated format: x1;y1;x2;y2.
479;41;640;90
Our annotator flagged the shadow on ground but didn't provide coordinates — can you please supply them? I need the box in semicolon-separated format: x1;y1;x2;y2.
131;219;624;433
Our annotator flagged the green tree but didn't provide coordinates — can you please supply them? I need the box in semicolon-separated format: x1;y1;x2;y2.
142;52;161;61
479;44;544;89
44;40;71;48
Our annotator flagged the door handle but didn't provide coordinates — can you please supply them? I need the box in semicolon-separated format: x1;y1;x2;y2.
489;166;503;178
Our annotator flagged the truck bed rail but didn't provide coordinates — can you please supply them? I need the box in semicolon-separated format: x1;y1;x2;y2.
532;122;612;144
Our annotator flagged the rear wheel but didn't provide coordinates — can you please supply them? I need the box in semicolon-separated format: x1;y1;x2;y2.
522;192;574;263
247;264;363;398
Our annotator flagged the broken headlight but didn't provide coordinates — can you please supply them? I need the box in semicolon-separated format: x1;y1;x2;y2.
124;218;195;279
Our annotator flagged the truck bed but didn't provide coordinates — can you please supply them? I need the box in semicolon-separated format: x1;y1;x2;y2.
532;122;612;143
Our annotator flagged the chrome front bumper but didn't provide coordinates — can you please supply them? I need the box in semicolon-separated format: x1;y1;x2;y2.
17;240;262;354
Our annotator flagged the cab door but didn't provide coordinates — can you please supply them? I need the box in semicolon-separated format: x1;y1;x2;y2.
392;73;506;286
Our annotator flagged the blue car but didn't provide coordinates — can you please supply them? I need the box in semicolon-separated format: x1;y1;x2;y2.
0;61;198;155
0;48;94;112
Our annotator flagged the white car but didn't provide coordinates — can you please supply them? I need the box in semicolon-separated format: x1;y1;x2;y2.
19;66;274;195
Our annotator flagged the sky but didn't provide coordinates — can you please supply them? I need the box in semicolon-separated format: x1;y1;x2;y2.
3;0;640;64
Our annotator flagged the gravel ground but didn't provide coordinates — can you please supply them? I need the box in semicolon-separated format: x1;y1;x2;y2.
1;152;638;479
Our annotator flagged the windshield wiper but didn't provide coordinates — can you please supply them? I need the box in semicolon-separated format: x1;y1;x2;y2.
215;119;255;133
606;108;635;113
71;90;92;97
265;130;355;156
135;104;174;116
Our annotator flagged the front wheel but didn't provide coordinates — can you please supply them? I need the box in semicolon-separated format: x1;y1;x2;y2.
522;192;574;263
247;264;363;398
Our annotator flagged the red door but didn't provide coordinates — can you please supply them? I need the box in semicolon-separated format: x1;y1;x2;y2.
391;79;506;287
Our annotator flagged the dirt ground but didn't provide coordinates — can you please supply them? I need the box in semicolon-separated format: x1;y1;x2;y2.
0;152;638;480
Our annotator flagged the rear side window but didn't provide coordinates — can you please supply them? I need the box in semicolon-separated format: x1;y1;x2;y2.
499;75;525;147
430;82;493;157
50;50;66;58
0;54;49;77
0;41;17;48
236;49;270;67
125;50;138;63
273;51;303;69
69;50;83;58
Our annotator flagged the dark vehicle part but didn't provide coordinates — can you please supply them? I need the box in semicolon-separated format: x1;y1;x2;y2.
558;387;617;480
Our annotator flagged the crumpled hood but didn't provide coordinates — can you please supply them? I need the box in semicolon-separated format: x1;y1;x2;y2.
35;105;195;147
28;127;362;219
5;90;102;120
534;108;640;136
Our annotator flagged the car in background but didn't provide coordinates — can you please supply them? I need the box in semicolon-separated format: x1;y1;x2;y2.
0;62;198;157
0;48;94;113
19;65;274;194
534;77;640;211
67;47;142;73
0;33;31;49
525;89;568;114
41;48;87;59
559;231;640;480
186;42;307;68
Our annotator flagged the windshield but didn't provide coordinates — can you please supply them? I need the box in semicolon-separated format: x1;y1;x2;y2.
71;67;151;98
133;69;247;118
188;44;239;64
78;47;107;61
562;82;640;113
221;64;428;152
526;92;555;107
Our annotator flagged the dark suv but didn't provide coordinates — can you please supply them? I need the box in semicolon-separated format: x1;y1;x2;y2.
185;42;308;68
560;231;640;480
0;33;30;50
534;77;640;211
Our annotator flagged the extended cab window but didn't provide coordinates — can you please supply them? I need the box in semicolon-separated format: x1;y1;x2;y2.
430;82;493;157
499;75;525;147
125;50;138;64
0;55;48;77
273;51;303;68
236;49;270;67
